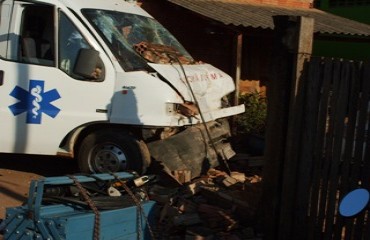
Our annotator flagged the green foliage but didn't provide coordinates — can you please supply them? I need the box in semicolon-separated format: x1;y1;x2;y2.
236;91;267;135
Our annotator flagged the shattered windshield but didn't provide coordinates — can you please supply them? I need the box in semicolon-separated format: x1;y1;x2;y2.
82;9;194;71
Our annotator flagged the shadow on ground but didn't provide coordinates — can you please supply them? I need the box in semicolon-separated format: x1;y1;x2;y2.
0;153;79;177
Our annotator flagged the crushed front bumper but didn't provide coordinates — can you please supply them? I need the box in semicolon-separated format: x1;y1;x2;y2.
147;119;235;179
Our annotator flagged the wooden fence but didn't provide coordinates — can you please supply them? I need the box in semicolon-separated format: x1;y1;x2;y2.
301;58;370;240
262;56;370;240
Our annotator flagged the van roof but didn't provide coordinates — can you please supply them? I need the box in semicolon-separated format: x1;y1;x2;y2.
32;0;152;18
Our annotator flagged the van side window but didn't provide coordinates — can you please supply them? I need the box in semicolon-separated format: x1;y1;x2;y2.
59;12;105;81
17;5;55;66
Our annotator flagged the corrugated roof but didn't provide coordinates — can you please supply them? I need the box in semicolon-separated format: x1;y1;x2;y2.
168;0;370;37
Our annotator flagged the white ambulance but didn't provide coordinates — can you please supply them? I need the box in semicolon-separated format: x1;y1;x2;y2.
0;0;244;177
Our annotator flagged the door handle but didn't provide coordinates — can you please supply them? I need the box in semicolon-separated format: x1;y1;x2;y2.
0;70;3;86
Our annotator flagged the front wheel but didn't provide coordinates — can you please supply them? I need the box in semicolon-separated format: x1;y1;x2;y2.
77;130;151;174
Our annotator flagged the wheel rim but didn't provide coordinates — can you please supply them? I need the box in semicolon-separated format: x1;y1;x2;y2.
90;143;127;172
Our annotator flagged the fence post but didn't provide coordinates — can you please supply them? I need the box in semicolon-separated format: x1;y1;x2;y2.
279;16;314;240
261;15;297;240
261;16;314;240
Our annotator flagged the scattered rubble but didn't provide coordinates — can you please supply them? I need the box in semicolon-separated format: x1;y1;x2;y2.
148;166;263;240
1;156;264;239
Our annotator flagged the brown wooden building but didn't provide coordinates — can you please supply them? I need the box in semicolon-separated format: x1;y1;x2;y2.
140;0;370;96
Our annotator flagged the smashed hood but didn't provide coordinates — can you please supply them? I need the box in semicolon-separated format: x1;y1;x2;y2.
149;63;235;110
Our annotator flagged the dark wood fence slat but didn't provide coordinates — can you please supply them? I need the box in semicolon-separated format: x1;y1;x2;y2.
293;57;321;239
333;61;359;240
359;61;370;189
315;58;337;240
337;61;362;240
324;60;350;240
308;58;333;240
351;62;370;191
360;62;370;240
344;218;355;240
318;59;341;240
352;61;370;240
363;210;370;240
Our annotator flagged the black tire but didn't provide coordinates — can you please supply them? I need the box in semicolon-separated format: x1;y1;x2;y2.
77;130;151;174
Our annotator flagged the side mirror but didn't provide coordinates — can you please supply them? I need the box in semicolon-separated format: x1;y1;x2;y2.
74;48;100;78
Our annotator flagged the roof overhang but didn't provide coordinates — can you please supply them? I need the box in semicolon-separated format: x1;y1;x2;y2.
168;0;370;37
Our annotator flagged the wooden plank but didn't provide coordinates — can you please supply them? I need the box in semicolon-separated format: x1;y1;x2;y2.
316;59;341;240
353;61;370;240
293;57;321;239
363;210;370;240
317;60;341;239
308;58;333;240
361;63;370;240
351;61;370;192
335;61;362;240
324;60;350;240
332;61;360;240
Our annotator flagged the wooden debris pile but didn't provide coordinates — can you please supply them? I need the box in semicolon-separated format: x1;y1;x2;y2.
148;169;263;239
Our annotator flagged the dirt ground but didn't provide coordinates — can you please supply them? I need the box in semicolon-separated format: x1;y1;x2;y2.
0;153;79;220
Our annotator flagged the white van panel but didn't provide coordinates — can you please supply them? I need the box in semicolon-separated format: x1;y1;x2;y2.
0;61;114;154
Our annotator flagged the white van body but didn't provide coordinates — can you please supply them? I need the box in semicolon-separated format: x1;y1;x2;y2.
0;0;244;177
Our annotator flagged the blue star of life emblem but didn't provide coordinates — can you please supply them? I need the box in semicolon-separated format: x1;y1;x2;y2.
8;80;61;124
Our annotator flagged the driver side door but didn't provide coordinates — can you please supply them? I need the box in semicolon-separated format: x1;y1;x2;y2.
0;2;114;154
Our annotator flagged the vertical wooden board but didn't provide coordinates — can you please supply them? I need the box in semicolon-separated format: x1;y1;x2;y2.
363;210;370;240
332;61;360;240
353;61;370;240
360;63;370;240
320;59;343;240
293;57;321;239
279;57;307;237
337;61;362;240
351;62;370;191
358;61;370;189
309;58;334;240
277;75;306;240
339;61;362;190
317;59;341;240
308;58;333;240
324;60;350;240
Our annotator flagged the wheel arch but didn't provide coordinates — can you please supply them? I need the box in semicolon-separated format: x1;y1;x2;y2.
57;122;139;158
